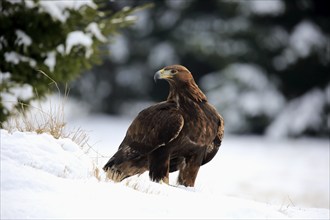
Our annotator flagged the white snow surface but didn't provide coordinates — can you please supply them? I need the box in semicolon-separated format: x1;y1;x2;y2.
1;110;329;219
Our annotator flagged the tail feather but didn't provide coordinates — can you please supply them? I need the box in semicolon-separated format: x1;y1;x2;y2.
103;157;115;172
103;147;148;182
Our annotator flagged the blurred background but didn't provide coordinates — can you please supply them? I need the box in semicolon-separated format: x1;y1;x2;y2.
1;0;329;138
70;0;329;138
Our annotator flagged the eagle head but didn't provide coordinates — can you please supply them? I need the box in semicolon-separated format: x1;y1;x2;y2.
154;65;193;83
154;64;207;102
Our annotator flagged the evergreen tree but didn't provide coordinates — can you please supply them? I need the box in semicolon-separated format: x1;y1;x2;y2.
0;0;144;123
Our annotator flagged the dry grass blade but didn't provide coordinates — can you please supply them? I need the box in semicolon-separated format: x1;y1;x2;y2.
3;95;66;139
65;127;90;150
1;70;105;180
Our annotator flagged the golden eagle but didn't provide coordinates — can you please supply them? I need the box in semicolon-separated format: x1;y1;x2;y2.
103;65;224;187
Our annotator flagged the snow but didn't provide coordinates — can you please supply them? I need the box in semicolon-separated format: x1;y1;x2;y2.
0;71;11;81
108;35;129;63
1;97;329;219
248;0;285;15
273;20;327;70
148;42;179;68
111;15;137;24
263;26;289;50
131;10;153;36
200;63;285;132
124;15;137;22
4;51;36;67
38;0;96;23
158;10;180;29
56;44;65;54
115;64;150;95
6;0;33;8
86;22;107;43
7;84;33;101
201;62;326;137
15;30;32;47
266;88;326;138
70;114;330;207
166;0;192;10
0;83;34;112
65;31;93;58
44;51;56;72
290;20;327;58
1;130;93;179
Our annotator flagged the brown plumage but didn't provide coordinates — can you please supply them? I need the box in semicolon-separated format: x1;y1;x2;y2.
103;65;224;187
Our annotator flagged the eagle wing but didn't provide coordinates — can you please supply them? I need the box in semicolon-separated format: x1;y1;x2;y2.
120;101;184;154
202;110;224;165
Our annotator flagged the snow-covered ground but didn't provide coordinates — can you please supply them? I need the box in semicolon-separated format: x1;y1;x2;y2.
1;112;329;219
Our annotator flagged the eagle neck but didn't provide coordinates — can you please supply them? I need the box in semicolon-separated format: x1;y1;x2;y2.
167;80;207;105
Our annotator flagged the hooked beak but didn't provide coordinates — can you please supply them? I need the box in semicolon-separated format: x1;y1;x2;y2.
154;68;172;82
154;70;163;82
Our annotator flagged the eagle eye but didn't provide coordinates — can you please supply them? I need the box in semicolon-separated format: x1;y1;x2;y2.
171;69;177;74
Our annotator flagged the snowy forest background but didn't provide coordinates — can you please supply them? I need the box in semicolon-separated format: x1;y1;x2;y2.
1;0;329;138
71;0;329;138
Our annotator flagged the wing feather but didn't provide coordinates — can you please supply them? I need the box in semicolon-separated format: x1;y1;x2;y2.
120;102;184;154
202;109;224;165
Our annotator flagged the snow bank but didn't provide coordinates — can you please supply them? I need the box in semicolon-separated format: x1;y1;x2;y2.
1;117;329;219
76;114;329;209
1;130;94;179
